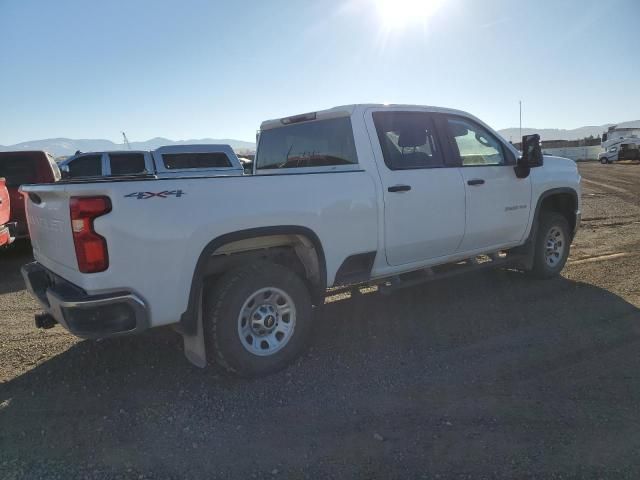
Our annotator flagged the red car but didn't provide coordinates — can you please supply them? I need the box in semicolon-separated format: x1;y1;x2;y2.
0;177;11;247
0;151;60;239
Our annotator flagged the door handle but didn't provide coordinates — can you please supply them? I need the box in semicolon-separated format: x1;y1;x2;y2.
467;179;485;186
388;185;412;193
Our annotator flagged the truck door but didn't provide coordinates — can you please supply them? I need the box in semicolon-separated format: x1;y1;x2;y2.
366;109;466;266
441;115;532;252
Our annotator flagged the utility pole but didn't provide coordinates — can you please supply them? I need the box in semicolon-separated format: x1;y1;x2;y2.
519;100;522;140
122;131;131;150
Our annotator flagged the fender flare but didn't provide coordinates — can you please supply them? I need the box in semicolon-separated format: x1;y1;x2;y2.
531;187;579;234
523;187;579;249
179;225;327;336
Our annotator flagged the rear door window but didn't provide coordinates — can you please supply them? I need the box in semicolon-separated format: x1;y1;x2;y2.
256;117;358;170
372;111;443;169
109;153;147;175
162;152;231;170
67;155;102;177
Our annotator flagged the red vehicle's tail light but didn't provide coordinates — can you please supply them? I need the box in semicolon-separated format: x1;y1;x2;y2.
69;196;111;273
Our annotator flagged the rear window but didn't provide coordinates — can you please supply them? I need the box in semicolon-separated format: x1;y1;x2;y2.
68;155;102;177
0;157;38;186
109;153;147;175
163;152;231;170
256;117;358;170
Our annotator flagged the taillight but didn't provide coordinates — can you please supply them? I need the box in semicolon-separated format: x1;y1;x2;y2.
69;196;111;273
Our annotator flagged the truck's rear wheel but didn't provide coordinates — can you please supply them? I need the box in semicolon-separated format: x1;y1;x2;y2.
529;212;571;278
204;261;313;377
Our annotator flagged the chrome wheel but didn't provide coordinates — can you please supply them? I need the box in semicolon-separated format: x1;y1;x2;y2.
237;287;296;356
544;226;566;268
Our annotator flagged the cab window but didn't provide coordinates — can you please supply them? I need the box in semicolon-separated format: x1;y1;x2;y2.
256;117;358;170
109;153;147;175
372;111;443;170
446;117;506;166
68;155;102;177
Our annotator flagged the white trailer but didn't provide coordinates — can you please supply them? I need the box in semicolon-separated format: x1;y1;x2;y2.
599;125;640;163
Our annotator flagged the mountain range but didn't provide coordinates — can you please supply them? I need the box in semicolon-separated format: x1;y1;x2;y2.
2;120;639;157
0;137;256;158
497;120;640;142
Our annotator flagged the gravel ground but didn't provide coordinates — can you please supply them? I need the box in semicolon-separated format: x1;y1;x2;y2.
2;162;640;479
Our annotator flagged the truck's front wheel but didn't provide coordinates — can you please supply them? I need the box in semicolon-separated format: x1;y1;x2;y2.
530;212;571;279
204;262;313;377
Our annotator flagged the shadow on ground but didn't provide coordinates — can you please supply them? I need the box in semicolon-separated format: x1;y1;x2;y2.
0;241;32;295
2;270;640;478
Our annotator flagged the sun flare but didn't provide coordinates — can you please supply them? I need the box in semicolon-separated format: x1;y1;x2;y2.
374;0;446;29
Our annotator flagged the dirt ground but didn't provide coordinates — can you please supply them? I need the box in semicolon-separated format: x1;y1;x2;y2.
1;162;640;479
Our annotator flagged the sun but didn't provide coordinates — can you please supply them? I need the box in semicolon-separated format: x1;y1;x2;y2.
374;0;446;29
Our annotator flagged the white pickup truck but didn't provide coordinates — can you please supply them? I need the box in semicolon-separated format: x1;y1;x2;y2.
21;104;581;377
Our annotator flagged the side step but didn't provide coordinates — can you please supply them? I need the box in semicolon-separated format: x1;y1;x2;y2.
378;252;522;295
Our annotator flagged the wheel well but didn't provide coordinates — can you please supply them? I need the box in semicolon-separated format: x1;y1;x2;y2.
202;234;322;293
180;227;326;336
540;192;577;233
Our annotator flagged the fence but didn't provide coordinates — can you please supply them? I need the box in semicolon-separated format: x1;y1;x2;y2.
541;146;601;161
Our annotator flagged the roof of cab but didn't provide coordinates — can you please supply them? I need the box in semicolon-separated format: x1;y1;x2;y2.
259;104;473;130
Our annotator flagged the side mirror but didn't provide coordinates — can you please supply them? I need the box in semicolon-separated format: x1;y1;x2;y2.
519;134;543;167
59;164;70;179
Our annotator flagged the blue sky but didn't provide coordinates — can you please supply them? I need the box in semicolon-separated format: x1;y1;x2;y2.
0;0;638;144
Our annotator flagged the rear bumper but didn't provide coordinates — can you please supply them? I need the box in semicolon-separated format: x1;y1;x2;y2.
21;261;149;339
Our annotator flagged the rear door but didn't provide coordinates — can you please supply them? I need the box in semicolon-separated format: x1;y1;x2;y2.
442;115;531;252
366;108;466;266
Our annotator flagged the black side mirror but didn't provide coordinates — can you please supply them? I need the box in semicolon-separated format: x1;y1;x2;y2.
520;134;543;167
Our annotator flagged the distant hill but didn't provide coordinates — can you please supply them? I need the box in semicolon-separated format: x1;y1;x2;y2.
498;120;640;142
0;137;256;157
4;120;640;156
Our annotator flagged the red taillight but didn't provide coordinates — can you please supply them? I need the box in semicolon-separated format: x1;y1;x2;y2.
69;196;111;273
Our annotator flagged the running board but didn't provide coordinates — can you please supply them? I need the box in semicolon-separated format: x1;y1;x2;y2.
378;253;522;295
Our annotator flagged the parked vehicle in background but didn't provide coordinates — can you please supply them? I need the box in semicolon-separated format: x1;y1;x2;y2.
59;145;244;179
0;178;12;247
0;151;60;239
599;125;640;163
21;104;581;377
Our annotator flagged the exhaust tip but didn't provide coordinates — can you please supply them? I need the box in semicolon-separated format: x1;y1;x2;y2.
35;313;57;330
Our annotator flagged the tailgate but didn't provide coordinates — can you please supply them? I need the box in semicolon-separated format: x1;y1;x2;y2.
20;184;78;271
0;178;9;226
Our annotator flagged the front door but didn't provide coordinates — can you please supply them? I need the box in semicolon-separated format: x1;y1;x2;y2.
443;115;532;252
366;109;466;266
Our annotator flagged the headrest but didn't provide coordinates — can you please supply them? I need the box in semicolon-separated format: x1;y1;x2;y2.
398;129;427;148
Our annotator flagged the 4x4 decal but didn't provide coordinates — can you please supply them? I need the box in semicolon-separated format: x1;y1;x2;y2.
125;190;185;200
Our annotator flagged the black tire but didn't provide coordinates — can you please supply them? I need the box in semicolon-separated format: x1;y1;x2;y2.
529;212;571;279
204;261;313;377
600;157;608;164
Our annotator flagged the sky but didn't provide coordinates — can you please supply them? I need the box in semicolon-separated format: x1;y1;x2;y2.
0;0;638;145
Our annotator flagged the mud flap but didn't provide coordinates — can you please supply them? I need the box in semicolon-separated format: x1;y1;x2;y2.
182;291;207;368
511;222;538;271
